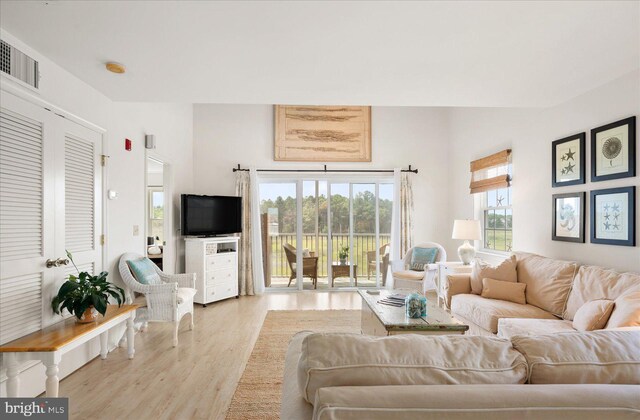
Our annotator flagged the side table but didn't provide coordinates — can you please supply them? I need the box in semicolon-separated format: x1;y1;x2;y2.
436;262;473;308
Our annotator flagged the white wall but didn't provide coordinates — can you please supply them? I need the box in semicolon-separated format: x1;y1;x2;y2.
192;105;452;246
448;70;640;273
0;30;194;396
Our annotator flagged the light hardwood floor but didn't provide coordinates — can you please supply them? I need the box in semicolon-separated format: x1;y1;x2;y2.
57;292;362;420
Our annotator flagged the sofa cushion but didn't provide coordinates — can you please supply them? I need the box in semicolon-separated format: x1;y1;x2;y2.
497;318;575;339
312;384;640;420
572;299;615;331
481;278;526;305
514;252;577;317
297;332;527;404
471;255;517;294
511;330;640;384
606;291;640;329
393;270;424;281
451;293;558;334
564;265;640;321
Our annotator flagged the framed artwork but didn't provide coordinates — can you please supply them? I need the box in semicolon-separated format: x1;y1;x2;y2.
552;192;585;243
590;186;636;247
552;133;585;187
591;116;636;182
274;105;371;162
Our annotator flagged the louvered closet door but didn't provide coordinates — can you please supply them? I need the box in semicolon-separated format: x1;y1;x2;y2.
45;117;103;327
0;92;55;344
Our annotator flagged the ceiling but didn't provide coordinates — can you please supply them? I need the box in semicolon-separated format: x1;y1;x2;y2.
1;1;638;107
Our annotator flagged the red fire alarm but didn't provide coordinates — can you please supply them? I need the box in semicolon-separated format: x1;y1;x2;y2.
125;138;132;151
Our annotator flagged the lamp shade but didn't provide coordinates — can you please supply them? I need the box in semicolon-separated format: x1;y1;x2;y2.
452;219;482;241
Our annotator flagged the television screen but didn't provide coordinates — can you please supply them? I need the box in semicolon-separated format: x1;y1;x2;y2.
181;194;242;236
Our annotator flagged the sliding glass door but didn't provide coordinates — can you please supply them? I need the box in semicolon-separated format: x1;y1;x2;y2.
260;177;393;290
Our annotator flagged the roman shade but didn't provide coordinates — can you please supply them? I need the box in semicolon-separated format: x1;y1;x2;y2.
469;149;512;194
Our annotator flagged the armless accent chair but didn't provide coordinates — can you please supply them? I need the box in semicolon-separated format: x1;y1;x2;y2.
391;242;447;294
119;253;196;347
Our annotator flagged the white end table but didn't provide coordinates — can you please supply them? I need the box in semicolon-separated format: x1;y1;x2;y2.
436;262;473;308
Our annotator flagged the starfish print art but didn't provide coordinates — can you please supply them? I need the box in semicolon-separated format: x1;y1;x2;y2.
561;168;566;175
604;204;610;211
604;213;610;220
612;203;620;212
565;148;575;160
565;162;575;173
603;221;611;230
497;196;504;206
613;223;620;230
561;155;567;161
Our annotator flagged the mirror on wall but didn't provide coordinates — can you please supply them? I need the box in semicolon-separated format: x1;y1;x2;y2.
147;157;165;270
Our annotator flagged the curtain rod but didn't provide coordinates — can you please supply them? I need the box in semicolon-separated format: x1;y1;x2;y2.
232;164;418;174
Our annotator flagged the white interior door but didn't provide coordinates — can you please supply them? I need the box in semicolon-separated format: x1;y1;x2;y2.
0;93;53;344
0;90;103;340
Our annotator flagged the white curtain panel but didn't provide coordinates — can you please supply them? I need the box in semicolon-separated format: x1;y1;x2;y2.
400;172;414;257
234;169;265;295
249;168;265;294
389;169;402;289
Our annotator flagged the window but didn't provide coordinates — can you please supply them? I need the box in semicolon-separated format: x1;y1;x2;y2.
480;187;512;252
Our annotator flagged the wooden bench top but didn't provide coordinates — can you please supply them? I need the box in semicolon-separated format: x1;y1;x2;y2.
0;304;138;352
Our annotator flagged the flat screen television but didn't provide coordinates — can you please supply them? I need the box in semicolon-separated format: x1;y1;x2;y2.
181;194;242;236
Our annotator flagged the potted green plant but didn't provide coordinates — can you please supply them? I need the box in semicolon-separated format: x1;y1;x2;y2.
52;251;126;323
338;245;349;265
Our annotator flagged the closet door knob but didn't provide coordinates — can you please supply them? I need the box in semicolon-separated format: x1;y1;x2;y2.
56;258;70;266
46;259;59;268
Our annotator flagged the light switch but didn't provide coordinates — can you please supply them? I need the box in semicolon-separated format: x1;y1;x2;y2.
133;225;139;236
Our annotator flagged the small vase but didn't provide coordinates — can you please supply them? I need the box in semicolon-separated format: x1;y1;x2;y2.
405;293;427;319
339;258;347;265
77;306;99;323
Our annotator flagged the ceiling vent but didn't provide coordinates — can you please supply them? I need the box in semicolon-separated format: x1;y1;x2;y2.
1;39;40;89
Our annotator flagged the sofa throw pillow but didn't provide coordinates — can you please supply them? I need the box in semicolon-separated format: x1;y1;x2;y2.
514;252;577;317
563;266;640;321
572;299;615;332
606;291;640;329
470;255;517;294
409;247;438;271
297;332;527;404
127;257;162;285
481;278;527;305
511;330;640;384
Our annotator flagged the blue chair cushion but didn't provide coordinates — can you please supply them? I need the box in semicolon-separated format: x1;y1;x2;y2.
127;257;162;285
410;247;439;271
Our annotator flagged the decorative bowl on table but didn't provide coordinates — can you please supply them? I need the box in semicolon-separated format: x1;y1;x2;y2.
405;292;427;318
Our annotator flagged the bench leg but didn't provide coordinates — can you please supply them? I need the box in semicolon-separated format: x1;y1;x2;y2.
127;316;136;359
100;331;109;359
43;352;61;398
5;353;20;397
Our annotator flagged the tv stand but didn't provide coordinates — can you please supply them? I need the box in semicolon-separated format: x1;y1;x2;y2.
185;237;239;305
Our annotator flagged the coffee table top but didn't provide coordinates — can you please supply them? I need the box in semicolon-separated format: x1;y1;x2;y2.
359;289;468;333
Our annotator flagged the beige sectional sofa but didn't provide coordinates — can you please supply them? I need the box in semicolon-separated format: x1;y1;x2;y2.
280;252;640;419
281;330;640;419
443;252;640;337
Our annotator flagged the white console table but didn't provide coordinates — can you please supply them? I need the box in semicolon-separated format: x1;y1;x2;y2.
0;304;137;397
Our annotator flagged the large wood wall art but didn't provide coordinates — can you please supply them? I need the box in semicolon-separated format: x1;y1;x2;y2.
274;105;371;162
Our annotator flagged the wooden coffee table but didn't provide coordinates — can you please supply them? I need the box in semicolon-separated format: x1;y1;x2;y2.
359;289;468;336
331;262;357;286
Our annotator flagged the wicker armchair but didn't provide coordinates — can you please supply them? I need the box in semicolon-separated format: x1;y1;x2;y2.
119;253;196;347
283;243;318;289
366;243;390;285
391;242;447;294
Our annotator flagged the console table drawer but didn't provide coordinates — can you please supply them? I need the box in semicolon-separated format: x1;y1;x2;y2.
206;253;236;271
206;268;235;286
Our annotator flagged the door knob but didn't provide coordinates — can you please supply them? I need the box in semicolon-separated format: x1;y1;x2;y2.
46;259;59;268
56;257;70;266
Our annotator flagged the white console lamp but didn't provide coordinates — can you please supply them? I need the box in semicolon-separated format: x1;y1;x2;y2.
452;219;482;265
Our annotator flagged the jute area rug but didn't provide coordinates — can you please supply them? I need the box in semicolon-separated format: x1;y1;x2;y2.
225;310;360;419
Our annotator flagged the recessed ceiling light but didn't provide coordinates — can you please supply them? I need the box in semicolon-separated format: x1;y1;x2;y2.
105;62;126;74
